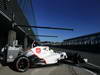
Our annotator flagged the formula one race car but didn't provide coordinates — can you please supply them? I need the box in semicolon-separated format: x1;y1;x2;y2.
0;40;88;72
11;46;88;72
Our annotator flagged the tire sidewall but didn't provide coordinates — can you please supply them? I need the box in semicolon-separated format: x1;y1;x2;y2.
15;56;30;72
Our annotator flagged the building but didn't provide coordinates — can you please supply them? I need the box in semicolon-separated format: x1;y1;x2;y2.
0;0;38;49
63;32;100;45
60;32;100;53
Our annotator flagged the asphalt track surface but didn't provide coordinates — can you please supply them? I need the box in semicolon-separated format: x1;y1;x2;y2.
0;64;97;75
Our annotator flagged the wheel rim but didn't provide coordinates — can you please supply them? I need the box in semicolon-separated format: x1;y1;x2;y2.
16;57;29;72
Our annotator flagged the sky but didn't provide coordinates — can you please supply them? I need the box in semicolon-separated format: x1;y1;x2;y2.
18;0;100;42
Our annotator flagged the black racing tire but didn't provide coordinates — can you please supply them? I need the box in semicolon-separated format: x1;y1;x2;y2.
14;56;30;72
72;53;84;64
71;53;80;64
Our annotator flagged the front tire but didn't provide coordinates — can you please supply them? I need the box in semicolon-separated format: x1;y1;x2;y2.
72;53;84;64
14;56;30;72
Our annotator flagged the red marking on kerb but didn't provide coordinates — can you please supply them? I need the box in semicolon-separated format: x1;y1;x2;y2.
36;48;41;53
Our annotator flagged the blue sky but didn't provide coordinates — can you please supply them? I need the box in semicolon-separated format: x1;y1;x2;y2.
18;0;100;42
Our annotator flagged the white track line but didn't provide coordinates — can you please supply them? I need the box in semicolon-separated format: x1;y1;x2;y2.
87;63;100;69
83;68;97;75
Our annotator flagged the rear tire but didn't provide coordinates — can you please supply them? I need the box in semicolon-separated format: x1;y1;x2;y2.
14;56;30;72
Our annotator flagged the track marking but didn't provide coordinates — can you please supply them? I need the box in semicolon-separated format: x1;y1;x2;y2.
83;68;97;75
87;63;100;69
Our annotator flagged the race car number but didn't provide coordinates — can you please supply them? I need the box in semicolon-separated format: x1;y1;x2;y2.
36;48;41;53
